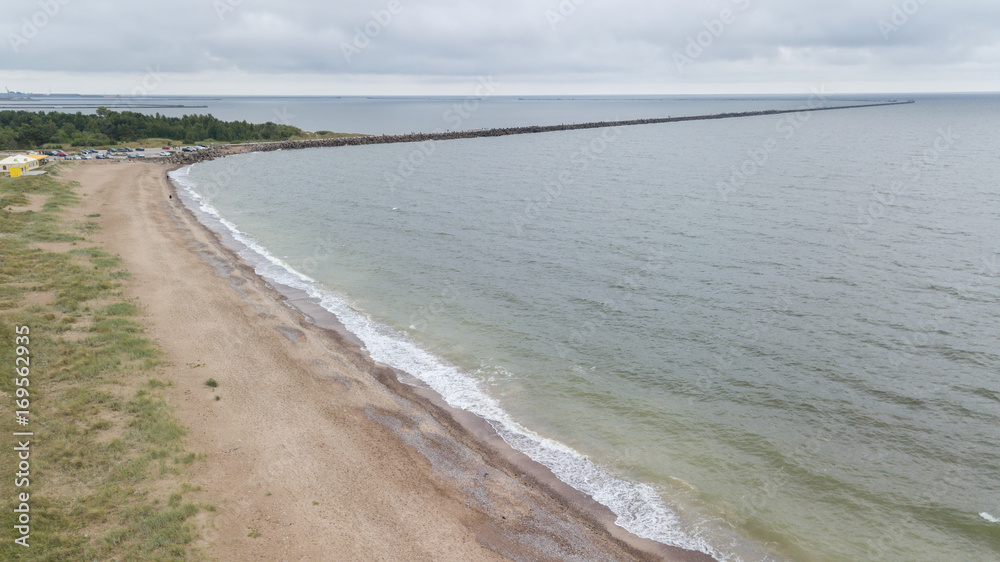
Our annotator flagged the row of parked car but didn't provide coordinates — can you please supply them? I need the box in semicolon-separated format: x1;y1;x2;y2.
34;144;212;161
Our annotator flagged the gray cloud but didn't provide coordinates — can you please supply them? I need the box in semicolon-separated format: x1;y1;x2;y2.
2;0;998;93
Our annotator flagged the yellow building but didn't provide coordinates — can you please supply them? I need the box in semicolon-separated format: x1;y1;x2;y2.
1;154;47;177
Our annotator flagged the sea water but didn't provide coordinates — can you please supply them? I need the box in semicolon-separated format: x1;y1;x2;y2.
172;95;1000;561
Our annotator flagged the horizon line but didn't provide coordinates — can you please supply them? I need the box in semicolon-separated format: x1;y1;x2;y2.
3;90;998;98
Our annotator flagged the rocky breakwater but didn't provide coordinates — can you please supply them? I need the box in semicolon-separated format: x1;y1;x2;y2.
168;100;915;165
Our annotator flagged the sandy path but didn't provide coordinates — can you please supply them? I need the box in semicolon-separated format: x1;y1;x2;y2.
62;161;709;561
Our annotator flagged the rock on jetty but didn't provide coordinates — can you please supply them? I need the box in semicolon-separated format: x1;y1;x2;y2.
170;100;915;165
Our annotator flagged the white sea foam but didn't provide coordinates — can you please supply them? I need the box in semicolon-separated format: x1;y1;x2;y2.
982;512;999;524
170;165;726;561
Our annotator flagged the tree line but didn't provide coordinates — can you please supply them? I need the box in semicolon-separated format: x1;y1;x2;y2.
0;107;304;149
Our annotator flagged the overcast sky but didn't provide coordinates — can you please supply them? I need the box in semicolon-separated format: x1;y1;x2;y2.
2;0;997;95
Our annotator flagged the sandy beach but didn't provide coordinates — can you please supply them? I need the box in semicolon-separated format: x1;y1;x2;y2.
57;160;712;561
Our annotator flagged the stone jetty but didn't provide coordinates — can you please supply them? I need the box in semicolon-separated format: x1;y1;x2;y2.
171;100;915;164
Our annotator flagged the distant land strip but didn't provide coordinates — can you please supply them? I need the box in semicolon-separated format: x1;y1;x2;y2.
0;104;210;109
174;100;914;163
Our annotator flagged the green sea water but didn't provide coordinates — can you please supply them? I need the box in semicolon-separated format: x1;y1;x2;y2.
176;95;1000;561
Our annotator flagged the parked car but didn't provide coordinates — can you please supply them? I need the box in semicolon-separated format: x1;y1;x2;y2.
162;146;172;150
95;154;109;159
135;147;144;151
159;151;172;156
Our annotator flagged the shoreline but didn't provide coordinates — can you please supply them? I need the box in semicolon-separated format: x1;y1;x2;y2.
65;158;717;560
165;154;720;559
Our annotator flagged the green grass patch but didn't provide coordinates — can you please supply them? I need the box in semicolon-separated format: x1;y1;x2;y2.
100;302;139;317
0;169;204;560
76;221;101;233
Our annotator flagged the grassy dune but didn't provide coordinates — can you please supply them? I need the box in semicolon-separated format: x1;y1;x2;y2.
0;168;208;560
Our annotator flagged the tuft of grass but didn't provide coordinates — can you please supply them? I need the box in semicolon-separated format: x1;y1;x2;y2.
247;527;261;539
205;378;218;388
89;419;113;431
100;302;139;317
175;453;198;465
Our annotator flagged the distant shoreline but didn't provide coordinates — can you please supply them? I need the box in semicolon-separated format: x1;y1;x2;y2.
0;104;210;109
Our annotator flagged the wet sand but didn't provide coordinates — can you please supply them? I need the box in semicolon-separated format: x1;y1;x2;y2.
62;160;714;561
